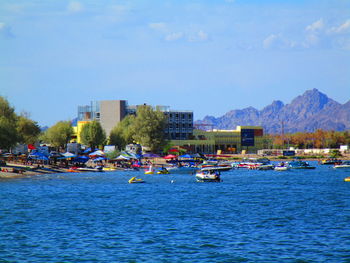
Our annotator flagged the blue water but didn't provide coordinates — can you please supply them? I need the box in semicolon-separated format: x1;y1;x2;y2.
1;162;350;263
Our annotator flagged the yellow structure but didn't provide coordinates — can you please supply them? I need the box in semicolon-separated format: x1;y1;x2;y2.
171;126;264;154
71;121;91;144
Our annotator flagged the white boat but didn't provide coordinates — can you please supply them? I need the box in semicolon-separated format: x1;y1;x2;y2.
196;168;221;182
274;162;290;171
334;161;350;169
166;166;197;174
77;166;103;172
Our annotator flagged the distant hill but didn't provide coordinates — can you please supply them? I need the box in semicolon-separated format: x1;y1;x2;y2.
195;89;350;134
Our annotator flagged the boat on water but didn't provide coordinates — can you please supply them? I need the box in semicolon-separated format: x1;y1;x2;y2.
144;165;155;174
333;161;350;169
274;162;290;171
128;177;145;184
76;166;103;172
288;160;316;169
320;158;342;165
157;168;169;174
196;168;221;182
344;177;350;182
103;167;117;171
166;166;197;174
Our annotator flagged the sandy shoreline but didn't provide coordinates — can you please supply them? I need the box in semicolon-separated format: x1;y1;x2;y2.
1;154;349;180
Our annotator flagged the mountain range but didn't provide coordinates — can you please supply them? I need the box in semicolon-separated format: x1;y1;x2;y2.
195;89;350;134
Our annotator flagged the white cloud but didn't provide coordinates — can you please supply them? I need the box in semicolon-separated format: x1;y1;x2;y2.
188;30;209;42
149;22;168;32
263;34;297;49
330;19;350;34
306;19;324;32
263;34;278;49
67;1;84;13
165;32;184;41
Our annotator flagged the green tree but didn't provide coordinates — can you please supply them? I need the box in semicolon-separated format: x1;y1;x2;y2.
0;97;18;149
109;115;135;150
80;120;106;150
132;105;167;152
17;115;41;144
44;121;73;149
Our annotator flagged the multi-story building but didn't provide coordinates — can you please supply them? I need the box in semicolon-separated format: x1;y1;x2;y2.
76;100;193;140
78;100;127;137
171;126;264;154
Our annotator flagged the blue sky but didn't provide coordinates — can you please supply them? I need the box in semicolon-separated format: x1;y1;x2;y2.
1;0;349;127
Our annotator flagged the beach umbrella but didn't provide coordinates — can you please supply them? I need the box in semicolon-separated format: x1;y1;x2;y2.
179;154;192;158
164;154;177;159
143;153;160;158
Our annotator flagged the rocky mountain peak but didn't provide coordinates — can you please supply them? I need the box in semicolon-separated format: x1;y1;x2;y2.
195;89;349;133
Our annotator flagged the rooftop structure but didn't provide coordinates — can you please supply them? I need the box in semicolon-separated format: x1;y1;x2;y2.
77;100;193;140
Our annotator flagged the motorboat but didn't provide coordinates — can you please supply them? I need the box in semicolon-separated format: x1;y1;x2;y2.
334;161;350;169
144;165;154;174
274;162;290;171
128;177;145;184
157;168;169;174
255;164;275;170
321;158;341;165
103;167;117;171
288;160;316;169
76;166;103;172
166;166;197;174
196;168;221;182
344;177;350;182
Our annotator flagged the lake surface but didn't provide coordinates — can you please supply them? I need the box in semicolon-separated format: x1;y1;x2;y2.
1;162;350;262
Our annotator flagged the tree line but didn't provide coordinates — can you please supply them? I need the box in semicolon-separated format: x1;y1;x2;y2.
0;96;167;153
266;130;350;149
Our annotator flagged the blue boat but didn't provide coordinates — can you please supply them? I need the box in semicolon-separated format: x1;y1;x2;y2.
288;160;316;169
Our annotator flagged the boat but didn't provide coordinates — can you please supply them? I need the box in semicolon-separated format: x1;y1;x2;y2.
103;167;117;171
274;162;290;171
157;168;169;174
166;166;197;174
288;160;316;169
76;166;103;172
334;161;350;169
255;164;275;170
344;177;350;182
195;168;221;182
128;177;145;184
144;165;154;174
200;163;232;171
320;158;341;165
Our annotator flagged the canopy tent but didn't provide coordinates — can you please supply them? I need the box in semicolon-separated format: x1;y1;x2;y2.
83;148;99;154
62;152;76;158
168;148;179;153
114;155;131;160
93;157;107;162
73;156;90;163
191;153;206;159
28;153;49;161
89;150;105;157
